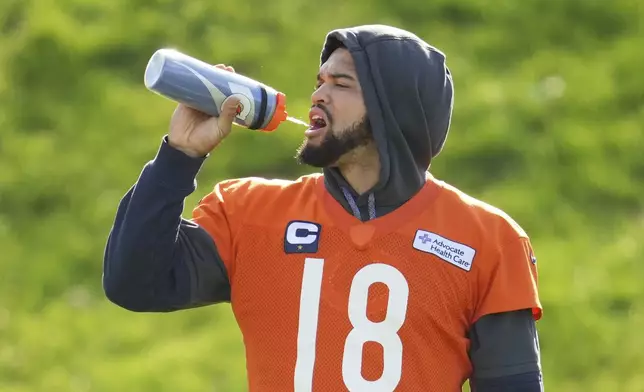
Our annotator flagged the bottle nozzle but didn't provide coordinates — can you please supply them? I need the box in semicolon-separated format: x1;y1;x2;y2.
262;92;288;132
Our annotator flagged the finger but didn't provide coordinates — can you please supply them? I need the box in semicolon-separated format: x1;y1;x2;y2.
174;103;197;118
179;103;210;121
225;66;235;72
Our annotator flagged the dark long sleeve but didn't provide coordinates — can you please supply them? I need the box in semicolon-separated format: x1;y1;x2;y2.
470;371;543;392
102;137;230;312
469;309;543;391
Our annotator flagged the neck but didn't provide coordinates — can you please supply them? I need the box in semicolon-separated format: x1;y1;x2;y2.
336;144;380;195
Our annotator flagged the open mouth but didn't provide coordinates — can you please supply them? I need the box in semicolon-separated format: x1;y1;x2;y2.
309;115;327;130
308;106;330;135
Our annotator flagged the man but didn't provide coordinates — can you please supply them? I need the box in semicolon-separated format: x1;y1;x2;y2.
103;25;543;391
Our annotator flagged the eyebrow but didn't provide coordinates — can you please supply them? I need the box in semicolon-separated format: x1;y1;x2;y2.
317;73;356;82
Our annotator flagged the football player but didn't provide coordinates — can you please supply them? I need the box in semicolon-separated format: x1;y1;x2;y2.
104;24;543;391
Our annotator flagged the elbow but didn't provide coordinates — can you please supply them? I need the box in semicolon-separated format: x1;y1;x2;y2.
102;274;149;312
102;271;168;312
102;237;187;313
102;269;182;313
102;240;163;312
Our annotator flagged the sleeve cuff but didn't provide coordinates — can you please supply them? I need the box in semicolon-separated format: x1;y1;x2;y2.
147;136;208;191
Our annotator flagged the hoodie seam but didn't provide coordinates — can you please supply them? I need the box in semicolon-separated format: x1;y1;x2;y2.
352;36;438;53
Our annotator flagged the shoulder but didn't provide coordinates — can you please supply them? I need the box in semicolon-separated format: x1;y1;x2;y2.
207;173;322;218
214;173;321;200
430;175;528;242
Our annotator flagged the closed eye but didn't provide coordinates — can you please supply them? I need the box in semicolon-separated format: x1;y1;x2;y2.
315;72;356;90
314;83;350;90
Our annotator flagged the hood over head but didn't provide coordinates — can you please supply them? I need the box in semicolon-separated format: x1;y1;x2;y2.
320;24;454;217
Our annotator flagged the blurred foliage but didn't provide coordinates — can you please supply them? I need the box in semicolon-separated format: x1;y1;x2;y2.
0;0;643;391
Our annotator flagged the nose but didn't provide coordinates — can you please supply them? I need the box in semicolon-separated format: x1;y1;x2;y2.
311;83;330;106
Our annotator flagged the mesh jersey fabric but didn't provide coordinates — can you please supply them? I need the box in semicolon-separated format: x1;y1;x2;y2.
192;173;541;392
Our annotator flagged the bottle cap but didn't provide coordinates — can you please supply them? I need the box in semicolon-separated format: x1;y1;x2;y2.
262;92;288;132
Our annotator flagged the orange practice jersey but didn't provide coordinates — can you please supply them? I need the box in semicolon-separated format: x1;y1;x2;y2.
192;173;542;392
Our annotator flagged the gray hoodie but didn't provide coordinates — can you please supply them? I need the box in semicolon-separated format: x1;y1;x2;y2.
319;25;454;219
102;25;542;388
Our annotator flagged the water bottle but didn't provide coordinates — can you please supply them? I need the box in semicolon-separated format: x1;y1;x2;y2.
144;49;289;132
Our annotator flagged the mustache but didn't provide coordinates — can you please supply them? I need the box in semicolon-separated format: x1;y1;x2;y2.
311;104;333;124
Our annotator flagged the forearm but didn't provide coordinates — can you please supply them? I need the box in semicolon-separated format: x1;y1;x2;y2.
471;371;543;392
103;137;226;311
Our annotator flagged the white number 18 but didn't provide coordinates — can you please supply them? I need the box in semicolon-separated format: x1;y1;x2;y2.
294;258;410;392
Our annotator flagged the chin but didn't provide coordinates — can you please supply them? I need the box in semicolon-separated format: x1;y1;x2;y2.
303;136;324;148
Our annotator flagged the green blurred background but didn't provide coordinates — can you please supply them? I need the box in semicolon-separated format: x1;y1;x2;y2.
1;0;643;391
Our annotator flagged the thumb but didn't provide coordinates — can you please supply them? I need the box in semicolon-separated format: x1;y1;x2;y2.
217;96;242;131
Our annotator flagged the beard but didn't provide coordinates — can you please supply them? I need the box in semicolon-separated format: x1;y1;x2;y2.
296;115;373;168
